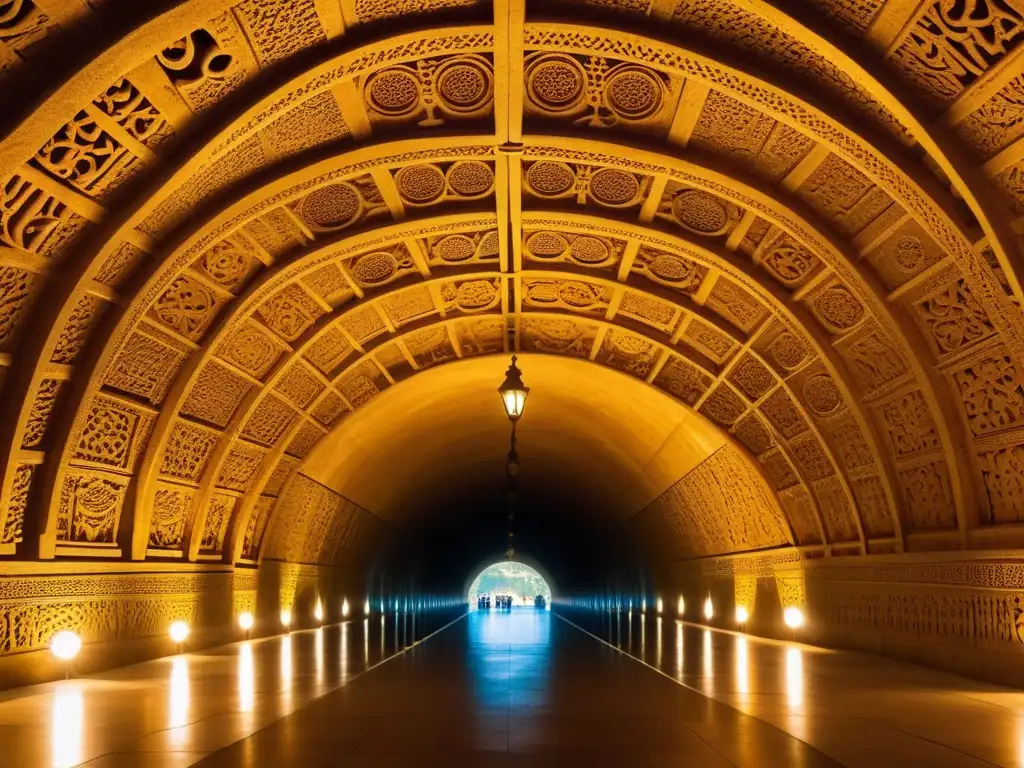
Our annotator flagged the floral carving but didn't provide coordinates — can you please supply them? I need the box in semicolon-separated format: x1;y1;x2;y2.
954;354;1024;436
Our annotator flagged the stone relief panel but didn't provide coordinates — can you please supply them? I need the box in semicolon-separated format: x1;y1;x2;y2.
22;379;63;450
149;483;194;550
159;420;219;483
181;360;253;428
698;383;746;428
71;397;155;474
0;174;87;257
455;316;505;356
426;229;500;266
217;320;284;380
292;176;387;235
679;318;736;364
256;283;325;343
103;326;192;406
899;460;957;530
795;153;895;239
778;485;822;545
200;494;235;554
148;275;228;343
1;464;34;545
631;246;706;295
274;363;326;410
595;329;662;379
653;354;712;406
394;161;495;207
913;278;997;357
440;278;502;316
523;230;622;274
337;360;390;408
704;277;768;334
656;184;742;245
953;348;1024;437
216;441;266;493
304;326;353;377
522;160;650;209
51;295;105;366
241;393;297;447
643;444;790;559
0;265;42;354
863;219;946;290
56;469;128;545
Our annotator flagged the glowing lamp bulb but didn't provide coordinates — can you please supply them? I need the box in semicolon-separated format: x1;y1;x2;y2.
677;596;685;616
784;606;805;629
364;599;371;615
342;599;350;617
50;630;81;661
314;601;323;622
238;612;254;631
169;621;189;644
656;598;663;615
735;606;749;624
703;596;714;620
280;609;292;627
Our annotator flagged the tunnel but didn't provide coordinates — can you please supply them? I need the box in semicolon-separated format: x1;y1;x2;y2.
2;0;1024;764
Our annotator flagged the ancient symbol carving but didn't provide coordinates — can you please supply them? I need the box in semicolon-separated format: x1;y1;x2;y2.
842;325;908;392
791;435;835;481
287;422;323;458
761;236;818;286
22;379;61;450
706;278;766;332
242;394;296;446
380;285;435;326
443;161;494;198
338;361;388;408
760;388;808;439
525;53;665;126
304;327;352;376
217;443;264;493
831;421;874;471
0;0;52;49
441;279;500;313
312;392;348;426
275;364;324;409
521;316;596;357
364;55;493;126
0;174;76;254
598;330;660;378
182;362;252;429
350;250;411;286
198;239;255;291
760;449;799;491
456;317;505;356
654;355;709;405
851;476;894;538
671;190;737;236
814;287;865;331
94;79;172;148
57;471;127;543
961;74;1024;155
978;446;1024;523
699;384;746;427
396;164;446;203
524;161;576;196
732;414;774;456
895;0;1024;100
160;421;218;482
104;331;186;405
257;284;322;341
916;280;994;354
779;486;821;545
633;247;705;293
524;279;609;313
218;322;281;379
569;236;611;264
73;399;151;472
51;295;101;365
729;356;775;401
954;354;1024;436
434;234;478;262
297;183;362;230
880;391;940;459
803;375;843;417
152;276;221;341
156;18;248;112
900;462;956;529
894;236;926;273
1;464;33;544
34;110;138;196
683;318;733;360
149;487;191;549
767;332;809;371
243;497;274;559
588;168;641;206
200;495;234;553
816;477;857;542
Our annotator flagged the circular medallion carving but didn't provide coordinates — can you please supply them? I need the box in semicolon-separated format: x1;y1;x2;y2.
895;236;924;273
434;234;476;262
605;67;662;119
455;280;497;310
366;68;420;115
436;59;491;112
650;253;696;282
559;281;602;308
589;169;639;206
803;375;842;416
446;161;493;197
526;231;568;257
299;183;361;229
769;333;808;370
815;287;864;330
202;245;248;286
570;236;610;264
395;164;446;204
612;333;651;355
526;55;586;111
672;190;731;235
352;251;397;285
478;231;499;258
526;161;575;196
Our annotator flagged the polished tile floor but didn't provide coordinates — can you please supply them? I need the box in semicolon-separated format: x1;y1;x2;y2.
2;609;1024;766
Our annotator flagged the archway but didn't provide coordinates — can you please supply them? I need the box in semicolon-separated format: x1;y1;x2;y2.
468;561;552;609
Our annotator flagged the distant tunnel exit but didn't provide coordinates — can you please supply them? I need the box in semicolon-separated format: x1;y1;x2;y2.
468;562;552;610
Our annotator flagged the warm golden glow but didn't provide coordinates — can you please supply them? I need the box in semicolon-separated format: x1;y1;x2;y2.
656;598;663;615
784;607;805;629
342;599;350;617
50;631;81;661
677;596;685;616
735;606;749;624
238;612;254;631
735;636;749;695
703;596;714;621
169;621;189;644
364;599;371;616
50;685;83;768
786;648;804;708
500;388;528;421
281;608;292;628
238;643;254;712
314;600;324;622
169;656;190;731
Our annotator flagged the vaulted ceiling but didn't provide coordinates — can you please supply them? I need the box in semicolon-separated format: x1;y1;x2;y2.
1;0;1023;573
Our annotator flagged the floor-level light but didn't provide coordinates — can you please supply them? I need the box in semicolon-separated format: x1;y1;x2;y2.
238;612;254;639
656;598;664;615
314;600;324;623
735;606;749;626
784;606;805;635
677;595;685;616
364;599;371;616
169;621;189;652
50;630;81;679
703;595;714;621
281;608;292;630
343;598;350;617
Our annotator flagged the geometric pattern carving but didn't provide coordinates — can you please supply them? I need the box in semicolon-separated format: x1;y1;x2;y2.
915;279;995;355
218;321;283;379
653;355;710;406
954;352;1024;437
216;441;266;493
103;330;188;405
181;361;253;428
159;420;219;483
241;393;296;447
899;461;957;530
274;364;325;409
728;355;775;401
149;275;225;342
878;391;940;459
257;283;323;342
759;388;808;439
72;397;154;473
978;446;1024;524
698;383;746;427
